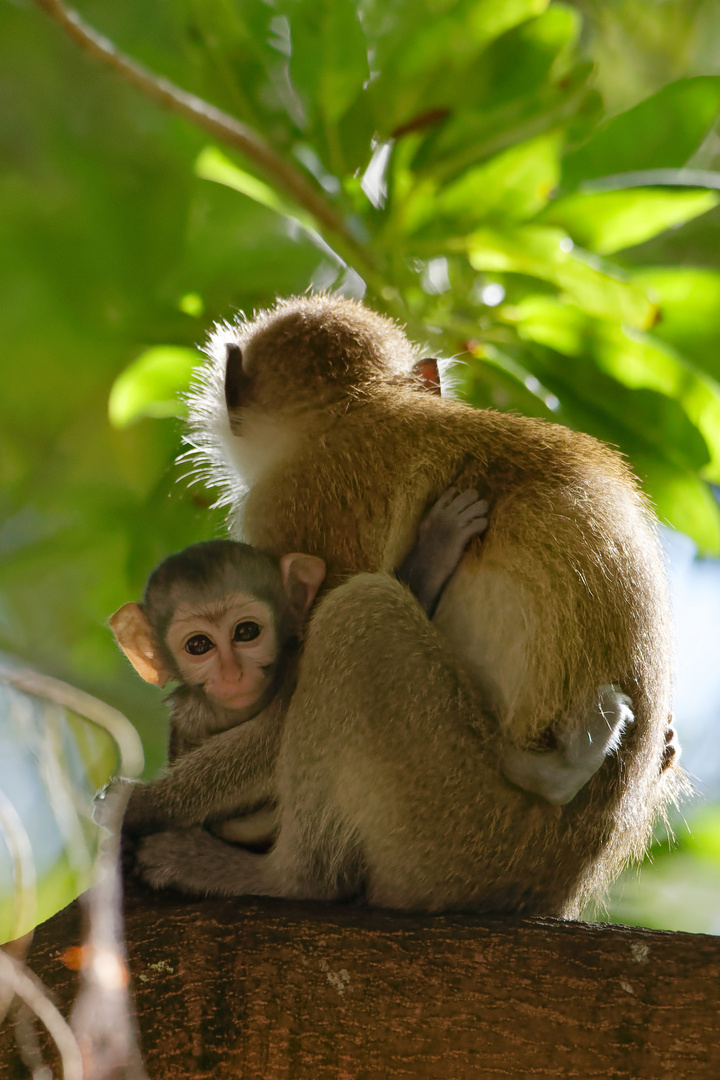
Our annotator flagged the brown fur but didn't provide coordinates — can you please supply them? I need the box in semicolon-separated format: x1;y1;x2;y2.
143;294;683;917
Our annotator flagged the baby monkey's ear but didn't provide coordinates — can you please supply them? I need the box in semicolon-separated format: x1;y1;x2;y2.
279;553;327;629
109;603;173;688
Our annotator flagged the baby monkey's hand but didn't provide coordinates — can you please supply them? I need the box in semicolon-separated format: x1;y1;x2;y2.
397;488;489;617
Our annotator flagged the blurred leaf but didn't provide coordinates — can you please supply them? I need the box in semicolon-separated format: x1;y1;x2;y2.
685;804;720;863
455;346;562;418
108;347;201;428
418;65;587;180
502;295;720;480
364;0;550;135
635;457;720;555
377;0;550;80
466;226;657;325
603;846;720;934
630;267;720;380
195;146;317;231
175;183;324;313
561;76;720;190
287;0;370;128
335;91;378;176
183;0;285;127
538;188;720;254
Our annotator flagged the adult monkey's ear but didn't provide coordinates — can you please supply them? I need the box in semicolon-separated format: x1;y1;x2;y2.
224;342;254;413
109;603;173;687
279;554;327;628
412;358;441;395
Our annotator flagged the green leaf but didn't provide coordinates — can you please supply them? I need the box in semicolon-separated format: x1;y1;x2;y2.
562;76;720;190
502;296;720;480
383;0;550;81
195;146;317;231
363;0;549;136
404;133;561;235
108;347;201;428
287;0;370;126
538;188;720;255
178;177;323;311
684;805;720;863
412;9;590;179
630;267;720;381
454;345;562;418
634;457;720;555
466;226;657;326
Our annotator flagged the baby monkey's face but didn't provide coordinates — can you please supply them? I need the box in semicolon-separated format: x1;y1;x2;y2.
166;591;280;711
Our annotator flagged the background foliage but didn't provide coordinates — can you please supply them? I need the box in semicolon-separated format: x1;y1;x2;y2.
2;0;720;929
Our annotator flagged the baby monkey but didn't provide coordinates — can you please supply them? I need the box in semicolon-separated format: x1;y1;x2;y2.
110;540;325;845
111;490;632;857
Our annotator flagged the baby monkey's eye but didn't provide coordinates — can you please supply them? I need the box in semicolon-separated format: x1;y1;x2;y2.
233;621;261;642
185;634;215;655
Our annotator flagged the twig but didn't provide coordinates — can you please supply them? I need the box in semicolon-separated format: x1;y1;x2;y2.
33;0;377;278
0;951;83;1080
71;781;148;1079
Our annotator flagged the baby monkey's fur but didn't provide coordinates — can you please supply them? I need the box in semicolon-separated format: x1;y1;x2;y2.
137;294;682;917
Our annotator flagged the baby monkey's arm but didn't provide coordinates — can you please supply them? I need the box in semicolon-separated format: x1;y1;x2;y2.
396;488;489;617
123;708;281;833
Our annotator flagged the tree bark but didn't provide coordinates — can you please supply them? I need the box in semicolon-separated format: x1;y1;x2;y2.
2;873;719;1079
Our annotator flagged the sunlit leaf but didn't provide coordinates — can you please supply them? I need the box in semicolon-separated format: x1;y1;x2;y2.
502;296;720;480
195;146;317;231
454;346;562;418
387;0;550;80
363;0;550;136
413;9;592;179
466;226;657;326
403;133;561;234
562;76;720;190
538;188;720;254
108;347;201;429
630;267;720;380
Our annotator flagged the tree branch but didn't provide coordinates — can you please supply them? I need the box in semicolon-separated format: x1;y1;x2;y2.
33;0;377;279
5;882;720;1078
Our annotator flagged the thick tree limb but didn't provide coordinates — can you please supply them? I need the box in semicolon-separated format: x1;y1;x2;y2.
33;0;377;279
2;872;719;1079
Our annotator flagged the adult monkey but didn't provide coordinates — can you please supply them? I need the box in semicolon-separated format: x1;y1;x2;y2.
139;294;681;916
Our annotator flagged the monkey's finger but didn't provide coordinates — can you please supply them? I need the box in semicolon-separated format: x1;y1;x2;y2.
447;488;480;512
435;487;460;508
461;517;488;538
457;499;489;521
